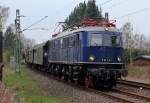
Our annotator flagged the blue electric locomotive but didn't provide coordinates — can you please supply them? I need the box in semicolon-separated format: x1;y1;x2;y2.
26;17;128;89
47;18;128;88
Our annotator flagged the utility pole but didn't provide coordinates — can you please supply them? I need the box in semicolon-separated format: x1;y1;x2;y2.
0;16;3;81
15;9;21;73
14;9;48;73
0;16;3;63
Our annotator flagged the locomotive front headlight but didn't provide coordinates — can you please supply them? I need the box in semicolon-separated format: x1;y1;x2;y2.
105;28;109;31
89;55;95;62
117;57;121;62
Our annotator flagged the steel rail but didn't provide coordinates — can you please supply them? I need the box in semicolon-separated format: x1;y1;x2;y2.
87;88;135;103
113;88;150;102
117;80;150;90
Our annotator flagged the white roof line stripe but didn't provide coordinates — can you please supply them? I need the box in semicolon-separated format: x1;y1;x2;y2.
50;26;119;40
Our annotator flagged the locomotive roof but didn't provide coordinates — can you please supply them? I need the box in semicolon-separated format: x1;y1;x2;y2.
50;26;119;40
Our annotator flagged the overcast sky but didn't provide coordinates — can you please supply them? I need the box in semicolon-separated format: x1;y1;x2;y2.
1;0;150;43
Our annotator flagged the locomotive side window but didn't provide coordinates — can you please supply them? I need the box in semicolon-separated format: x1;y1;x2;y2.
89;33;102;46
60;39;63;48
54;40;58;48
111;35;122;47
117;36;122;47
112;35;117;47
69;36;75;47
62;38;65;48
64;37;69;48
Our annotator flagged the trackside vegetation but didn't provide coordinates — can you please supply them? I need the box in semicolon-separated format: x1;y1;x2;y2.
3;64;63;103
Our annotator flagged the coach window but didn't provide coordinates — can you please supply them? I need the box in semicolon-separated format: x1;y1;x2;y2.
49;42;51;49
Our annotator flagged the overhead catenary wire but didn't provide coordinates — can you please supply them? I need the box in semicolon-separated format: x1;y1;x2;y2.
22;16;48;32
115;7;150;19
104;0;130;11
100;0;113;6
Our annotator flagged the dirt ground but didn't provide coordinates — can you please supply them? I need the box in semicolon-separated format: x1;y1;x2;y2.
0;82;14;103
123;65;150;84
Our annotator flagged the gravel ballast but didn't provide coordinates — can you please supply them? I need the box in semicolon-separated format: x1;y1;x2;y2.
26;68;120;103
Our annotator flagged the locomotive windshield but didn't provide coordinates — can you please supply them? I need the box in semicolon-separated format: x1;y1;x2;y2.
88;32;122;47
88;33;102;46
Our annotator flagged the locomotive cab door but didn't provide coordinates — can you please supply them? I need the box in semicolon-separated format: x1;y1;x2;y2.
75;33;81;62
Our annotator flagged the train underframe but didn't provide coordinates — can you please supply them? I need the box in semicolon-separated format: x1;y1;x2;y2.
29;62;127;89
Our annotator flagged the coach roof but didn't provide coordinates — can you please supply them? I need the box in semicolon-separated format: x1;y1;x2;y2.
33;42;47;49
50;26;119;40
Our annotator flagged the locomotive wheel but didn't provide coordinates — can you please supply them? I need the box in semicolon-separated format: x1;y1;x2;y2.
93;77;99;89
85;76;89;88
64;75;68;81
85;76;93;88
74;80;78;85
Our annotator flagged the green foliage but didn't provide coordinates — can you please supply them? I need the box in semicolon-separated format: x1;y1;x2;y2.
3;49;10;64
65;2;86;26
4;65;62;103
84;1;102;19
65;1;102;27
4;25;16;56
123;48;150;63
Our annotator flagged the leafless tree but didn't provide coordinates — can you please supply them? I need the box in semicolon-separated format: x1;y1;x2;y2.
0;6;9;29
121;22;133;49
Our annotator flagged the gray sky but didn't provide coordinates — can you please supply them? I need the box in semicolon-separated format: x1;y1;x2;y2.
1;0;150;43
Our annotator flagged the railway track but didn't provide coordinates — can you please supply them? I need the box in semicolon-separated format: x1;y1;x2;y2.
55;79;137;103
117;80;150;90
87;88;135;103
59;77;150;103
30;68;150;103
70;84;150;103
113;88;150;102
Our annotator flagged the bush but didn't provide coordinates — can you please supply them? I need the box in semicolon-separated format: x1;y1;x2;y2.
3;49;10;64
123;48;150;64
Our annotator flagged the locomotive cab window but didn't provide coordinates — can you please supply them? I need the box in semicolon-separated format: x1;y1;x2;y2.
103;34;111;46
111;35;122;47
112;35;117;47
88;33;102;46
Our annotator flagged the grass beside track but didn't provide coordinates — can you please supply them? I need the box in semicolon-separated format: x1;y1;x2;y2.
3;64;63;103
